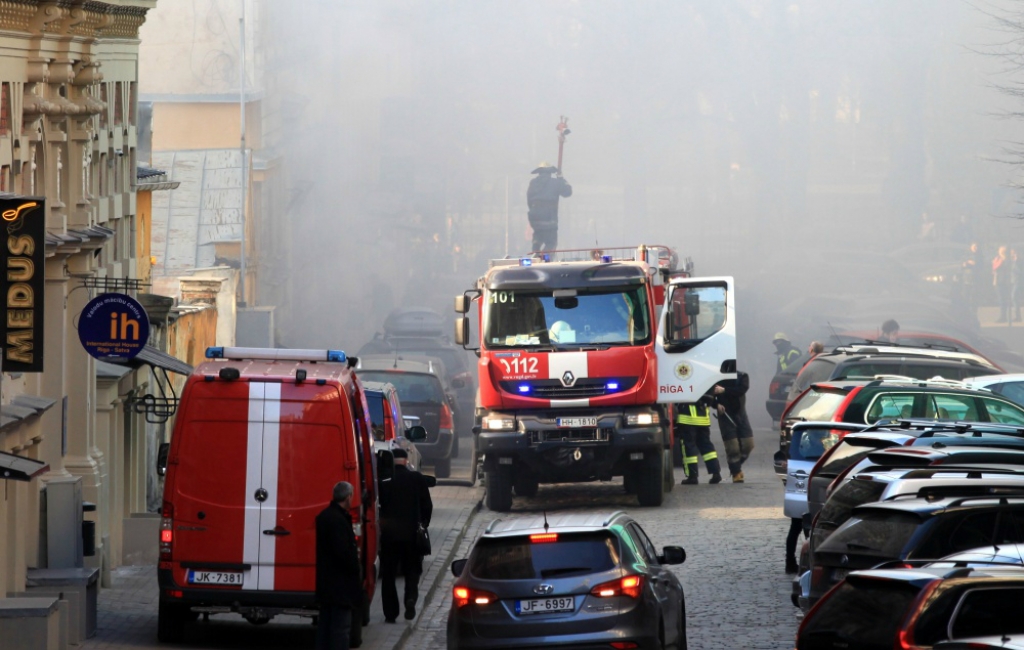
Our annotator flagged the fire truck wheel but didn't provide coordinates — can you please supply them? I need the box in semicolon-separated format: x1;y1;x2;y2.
662;450;674;494
486;467;514;511
513;471;539;497
157;601;188;643
434;457;451;479
636;452;665;507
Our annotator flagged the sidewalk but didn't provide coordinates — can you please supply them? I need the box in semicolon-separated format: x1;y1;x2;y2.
81;483;482;650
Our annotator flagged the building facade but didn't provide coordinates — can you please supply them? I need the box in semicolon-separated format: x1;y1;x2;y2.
0;0;164;611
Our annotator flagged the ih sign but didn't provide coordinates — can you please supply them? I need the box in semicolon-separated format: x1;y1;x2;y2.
78;294;150;360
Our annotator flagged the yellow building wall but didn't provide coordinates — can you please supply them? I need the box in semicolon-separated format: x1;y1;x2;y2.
166;307;218;393
152;101;261;151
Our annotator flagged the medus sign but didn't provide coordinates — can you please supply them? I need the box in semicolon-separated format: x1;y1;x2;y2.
0;196;44;373
78;294;150;360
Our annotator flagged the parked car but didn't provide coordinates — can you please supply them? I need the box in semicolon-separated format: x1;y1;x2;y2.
446;512;687;650
928;543;1024;568
936;637;1024;650
357;355;457;478
784;344;1001;406
779;378;1024;460
965;373;1024;407
157;347;382;643
766;367;800;423
360;307;477;443
797;565;1024;649
808;495;1024;607
361;380;427;471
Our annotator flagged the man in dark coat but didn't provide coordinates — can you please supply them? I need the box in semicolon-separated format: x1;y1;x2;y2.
713;371;755;483
379;448;433;623
315;481;362;650
527;162;572;252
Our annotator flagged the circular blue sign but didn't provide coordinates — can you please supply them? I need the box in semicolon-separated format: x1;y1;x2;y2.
78;294;150;360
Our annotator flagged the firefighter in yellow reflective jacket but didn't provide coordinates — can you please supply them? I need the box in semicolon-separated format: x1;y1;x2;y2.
675;396;722;485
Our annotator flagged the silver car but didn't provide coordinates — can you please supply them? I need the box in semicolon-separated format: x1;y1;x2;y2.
447;511;687;650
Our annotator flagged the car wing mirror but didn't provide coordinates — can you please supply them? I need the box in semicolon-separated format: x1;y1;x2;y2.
659;546;686;565
407;425;428;442
157;442;170;477
451;559;468;577
451;378;466;390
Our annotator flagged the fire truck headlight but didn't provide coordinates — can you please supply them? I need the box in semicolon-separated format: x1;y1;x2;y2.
482;416;516;431
626;412;660;426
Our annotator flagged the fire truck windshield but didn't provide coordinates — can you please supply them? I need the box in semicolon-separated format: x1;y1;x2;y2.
483;287;650;349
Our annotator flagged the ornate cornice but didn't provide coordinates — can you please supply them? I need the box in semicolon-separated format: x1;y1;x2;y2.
0;1;154;39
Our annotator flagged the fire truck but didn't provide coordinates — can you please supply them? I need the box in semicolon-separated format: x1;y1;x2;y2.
454;245;736;511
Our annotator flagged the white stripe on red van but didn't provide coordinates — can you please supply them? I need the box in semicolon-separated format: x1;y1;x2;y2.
547;352;589;408
243;382;282;590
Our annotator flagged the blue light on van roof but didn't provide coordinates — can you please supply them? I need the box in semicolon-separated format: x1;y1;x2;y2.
601;255;612;263
518;384;531;393
206;346;224;358
607;382;620;391
520;257;533;267
542;254;551;262
327;350;347;362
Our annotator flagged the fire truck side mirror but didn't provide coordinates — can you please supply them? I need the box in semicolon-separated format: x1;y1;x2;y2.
455;316;469;346
455;295;470;313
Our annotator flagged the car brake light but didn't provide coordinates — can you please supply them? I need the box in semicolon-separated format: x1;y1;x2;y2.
159;501;174;560
831;386;862;422
440;403;454;429
529;533;558;543
895;580;940;650
610;643;639;650
590;575;644;599
453;586;496;607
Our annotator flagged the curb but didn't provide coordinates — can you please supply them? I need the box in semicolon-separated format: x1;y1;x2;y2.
393;498;482;650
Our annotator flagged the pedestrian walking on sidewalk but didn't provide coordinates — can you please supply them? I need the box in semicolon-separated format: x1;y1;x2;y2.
379;448;433;623
714;371;755;483
315;481;363;650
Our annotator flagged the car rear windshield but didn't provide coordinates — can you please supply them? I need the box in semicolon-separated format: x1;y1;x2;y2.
469;532;621;580
798;579;922;650
817;439;896;479
819;510;922;558
788;388;849;422
793;359;836;395
357;372;445;405
819;479;888;529
790;428;841;462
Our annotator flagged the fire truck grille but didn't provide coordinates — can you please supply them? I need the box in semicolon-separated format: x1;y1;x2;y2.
527;428;613;444
501;378;638;400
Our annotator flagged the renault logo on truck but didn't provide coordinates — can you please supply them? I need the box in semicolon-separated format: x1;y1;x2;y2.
561;370;576;387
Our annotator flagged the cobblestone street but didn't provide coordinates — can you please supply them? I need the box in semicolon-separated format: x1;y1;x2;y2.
81;427;797;650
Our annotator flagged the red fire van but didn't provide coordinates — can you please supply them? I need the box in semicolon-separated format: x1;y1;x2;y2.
156;347;380;642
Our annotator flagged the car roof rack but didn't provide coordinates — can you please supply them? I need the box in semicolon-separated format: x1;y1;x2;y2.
601;510;626;527
864;375;974;389
485;518;504;534
946;495;1024;507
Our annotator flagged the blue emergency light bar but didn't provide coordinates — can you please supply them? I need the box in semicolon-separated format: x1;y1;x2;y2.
601;255;612;263
206;347;347;362
519;257;532;267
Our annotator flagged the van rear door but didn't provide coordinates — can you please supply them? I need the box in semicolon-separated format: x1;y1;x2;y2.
269;382;358;592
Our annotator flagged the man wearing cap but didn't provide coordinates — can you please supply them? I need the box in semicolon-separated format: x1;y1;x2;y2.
379;448;433;623
527;162;572;252
315;481;362;650
773;332;802;374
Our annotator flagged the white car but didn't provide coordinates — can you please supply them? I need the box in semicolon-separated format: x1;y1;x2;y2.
964;373;1024;408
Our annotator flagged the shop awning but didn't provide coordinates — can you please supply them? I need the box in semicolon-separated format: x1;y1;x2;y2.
0;451;48;482
107;345;193;376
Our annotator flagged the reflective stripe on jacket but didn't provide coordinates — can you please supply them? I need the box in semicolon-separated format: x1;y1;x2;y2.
675;404;711;426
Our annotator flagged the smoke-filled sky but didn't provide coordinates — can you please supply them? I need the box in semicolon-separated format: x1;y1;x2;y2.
254;0;1024;410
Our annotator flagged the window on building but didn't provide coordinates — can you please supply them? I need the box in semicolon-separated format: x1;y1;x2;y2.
0;83;10;136
114;83;123;126
1;165;9;192
99;84;108;128
129;82;137;125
